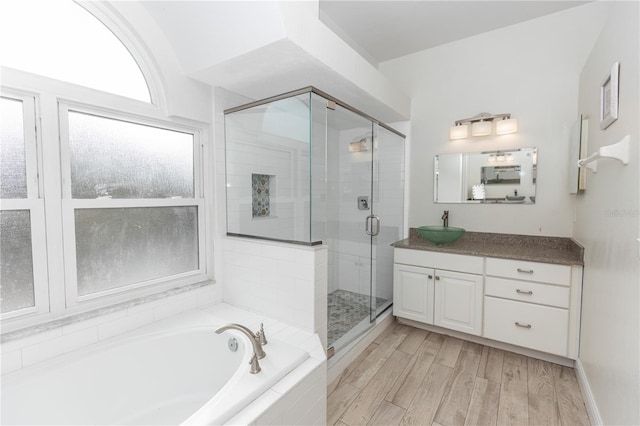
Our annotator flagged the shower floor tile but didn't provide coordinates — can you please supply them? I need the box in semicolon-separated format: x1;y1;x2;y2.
327;289;388;348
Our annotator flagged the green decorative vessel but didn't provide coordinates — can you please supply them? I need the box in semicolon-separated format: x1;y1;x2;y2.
417;226;465;245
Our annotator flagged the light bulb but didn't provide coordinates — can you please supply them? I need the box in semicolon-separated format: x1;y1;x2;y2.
449;124;469;140
471;120;492;136
496;118;518;135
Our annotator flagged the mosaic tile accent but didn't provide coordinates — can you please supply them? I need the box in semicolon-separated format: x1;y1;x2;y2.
327;289;388;348
252;174;272;218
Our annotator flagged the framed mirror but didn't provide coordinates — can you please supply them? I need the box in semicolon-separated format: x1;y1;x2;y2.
434;148;537;204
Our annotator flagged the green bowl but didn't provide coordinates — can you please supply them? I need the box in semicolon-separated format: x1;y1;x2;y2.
417;226;465;245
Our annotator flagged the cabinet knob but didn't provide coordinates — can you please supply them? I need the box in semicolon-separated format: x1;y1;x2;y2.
435;276;440;280
428;275;433;279
515;322;532;329
516;289;533;295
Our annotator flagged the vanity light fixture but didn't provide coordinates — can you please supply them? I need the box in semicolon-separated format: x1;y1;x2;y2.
449;112;518;140
349;137;370;152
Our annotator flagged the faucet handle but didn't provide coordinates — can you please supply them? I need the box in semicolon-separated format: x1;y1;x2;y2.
256;323;268;346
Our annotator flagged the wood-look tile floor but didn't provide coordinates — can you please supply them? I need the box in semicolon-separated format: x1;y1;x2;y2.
328;322;591;426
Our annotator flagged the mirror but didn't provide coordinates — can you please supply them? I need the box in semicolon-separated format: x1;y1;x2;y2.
434;148;537;204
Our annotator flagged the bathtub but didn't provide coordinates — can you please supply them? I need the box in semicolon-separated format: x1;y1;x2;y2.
1;310;308;425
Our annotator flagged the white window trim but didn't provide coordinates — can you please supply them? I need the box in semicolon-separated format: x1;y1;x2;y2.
1;77;211;333
58;102;207;311
0;91;50;321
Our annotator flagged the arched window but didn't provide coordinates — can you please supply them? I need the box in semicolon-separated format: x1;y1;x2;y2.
0;1;151;102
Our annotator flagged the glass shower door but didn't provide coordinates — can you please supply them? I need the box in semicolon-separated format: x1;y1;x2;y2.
370;124;405;320
326;103;376;353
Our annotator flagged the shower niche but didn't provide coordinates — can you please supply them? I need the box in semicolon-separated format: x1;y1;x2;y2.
225;87;405;355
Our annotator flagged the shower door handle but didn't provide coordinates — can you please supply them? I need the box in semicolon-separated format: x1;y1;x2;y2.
365;215;380;236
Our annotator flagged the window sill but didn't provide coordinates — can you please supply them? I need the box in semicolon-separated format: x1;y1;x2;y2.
1;280;215;344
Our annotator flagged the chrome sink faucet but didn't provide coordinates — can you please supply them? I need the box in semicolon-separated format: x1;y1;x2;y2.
215;323;267;374
442;210;449;227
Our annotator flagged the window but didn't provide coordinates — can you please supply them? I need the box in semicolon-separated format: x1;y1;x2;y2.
59;107;204;305
0;94;48;318
0;1;150;102
0;2;207;330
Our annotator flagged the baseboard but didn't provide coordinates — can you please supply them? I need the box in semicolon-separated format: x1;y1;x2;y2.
574;358;603;425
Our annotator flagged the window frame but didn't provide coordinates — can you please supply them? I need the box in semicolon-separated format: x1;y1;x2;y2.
57;102;207;309
0;90;50;320
1;76;211;332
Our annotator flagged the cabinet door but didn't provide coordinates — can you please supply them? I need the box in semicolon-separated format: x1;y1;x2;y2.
434;270;483;335
393;264;434;324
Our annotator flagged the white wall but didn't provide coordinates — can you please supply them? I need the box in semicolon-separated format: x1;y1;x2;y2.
380;3;608;236
99;1;213;123
574;2;640;424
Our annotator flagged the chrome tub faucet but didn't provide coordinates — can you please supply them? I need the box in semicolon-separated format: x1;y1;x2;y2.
215;323;267;374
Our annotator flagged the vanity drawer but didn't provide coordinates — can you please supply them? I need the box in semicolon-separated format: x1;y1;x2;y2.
485;257;571;286
394;248;483;275
485;277;570;308
484;296;568;356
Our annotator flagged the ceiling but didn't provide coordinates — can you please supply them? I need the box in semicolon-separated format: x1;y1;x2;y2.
319;1;590;65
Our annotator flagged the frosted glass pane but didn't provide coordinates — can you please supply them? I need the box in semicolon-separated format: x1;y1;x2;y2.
0;97;27;199
75;207;199;296
1;210;35;313
69;112;194;199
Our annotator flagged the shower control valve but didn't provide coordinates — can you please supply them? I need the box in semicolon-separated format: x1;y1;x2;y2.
358;196;370;210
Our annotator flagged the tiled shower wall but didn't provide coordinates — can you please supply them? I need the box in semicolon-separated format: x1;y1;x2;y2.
221;236;328;348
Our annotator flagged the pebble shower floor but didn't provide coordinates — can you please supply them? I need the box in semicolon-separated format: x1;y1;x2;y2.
327;289;387;348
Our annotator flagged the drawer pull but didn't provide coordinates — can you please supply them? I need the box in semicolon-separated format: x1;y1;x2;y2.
515;322;532;329
517;268;534;274
516;289;533;295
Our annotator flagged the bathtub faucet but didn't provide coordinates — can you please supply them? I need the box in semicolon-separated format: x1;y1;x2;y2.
215;323;266;374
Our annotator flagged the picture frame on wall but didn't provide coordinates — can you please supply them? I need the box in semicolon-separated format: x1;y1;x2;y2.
600;61;620;129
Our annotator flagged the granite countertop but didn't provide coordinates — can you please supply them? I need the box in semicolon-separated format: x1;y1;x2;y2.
392;229;584;266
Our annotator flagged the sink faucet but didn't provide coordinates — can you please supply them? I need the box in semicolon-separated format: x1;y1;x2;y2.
215;323;266;374
442;210;449;227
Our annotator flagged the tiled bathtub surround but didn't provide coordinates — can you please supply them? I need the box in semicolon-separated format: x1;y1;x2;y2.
206;304;326;425
394;229;584;265
1;283;219;375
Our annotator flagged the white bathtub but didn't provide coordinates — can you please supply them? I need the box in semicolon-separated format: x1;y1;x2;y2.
1;310;308;425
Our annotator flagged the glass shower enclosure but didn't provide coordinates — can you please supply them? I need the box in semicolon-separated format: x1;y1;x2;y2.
225;87;405;356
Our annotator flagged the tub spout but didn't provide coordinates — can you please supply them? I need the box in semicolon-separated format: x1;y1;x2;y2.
215;323;266;374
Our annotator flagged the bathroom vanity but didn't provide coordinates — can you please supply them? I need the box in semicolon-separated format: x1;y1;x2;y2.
392;230;584;360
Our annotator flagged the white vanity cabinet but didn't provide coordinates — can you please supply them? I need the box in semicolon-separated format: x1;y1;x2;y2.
483;257;582;358
393;247;583;360
393;249;484;335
